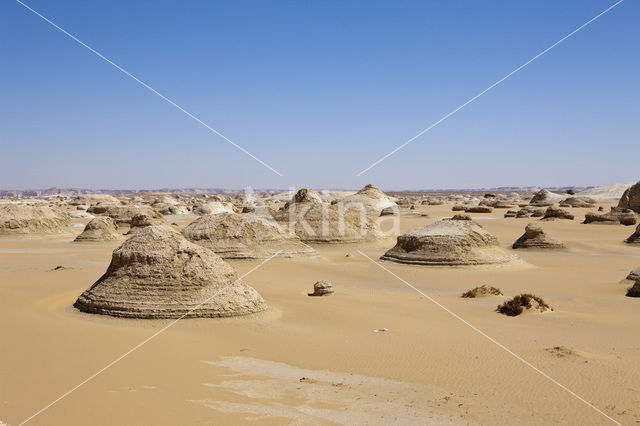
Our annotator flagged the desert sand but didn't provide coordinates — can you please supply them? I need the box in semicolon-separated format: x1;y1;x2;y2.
2;196;640;425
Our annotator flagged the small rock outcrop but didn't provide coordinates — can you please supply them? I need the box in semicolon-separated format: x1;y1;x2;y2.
308;280;334;296
496;294;551;316
541;206;574;221
126;213;170;235
512;223;565;249
465;206;493;213
0;204;71;235
620;267;640;286
461;285;503;298
627;282;640;297
621;267;640;297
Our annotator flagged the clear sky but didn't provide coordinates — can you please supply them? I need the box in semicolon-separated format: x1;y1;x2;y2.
1;0;638;190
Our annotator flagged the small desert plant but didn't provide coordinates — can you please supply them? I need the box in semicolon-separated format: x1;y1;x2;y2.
497;293;551;316
461;285;502;298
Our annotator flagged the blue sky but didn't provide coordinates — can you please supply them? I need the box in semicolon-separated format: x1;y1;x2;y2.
1;0;638;190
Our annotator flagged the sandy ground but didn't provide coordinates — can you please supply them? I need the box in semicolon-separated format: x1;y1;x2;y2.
1;204;639;425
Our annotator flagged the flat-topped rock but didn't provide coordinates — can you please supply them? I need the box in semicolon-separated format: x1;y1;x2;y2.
381;219;516;266
584;207;637;226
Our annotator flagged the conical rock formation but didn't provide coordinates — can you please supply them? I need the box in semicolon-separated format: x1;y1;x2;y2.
182;212;315;259
512;223;565;249
339;184;396;215
74;226;267;318
74;217;122;241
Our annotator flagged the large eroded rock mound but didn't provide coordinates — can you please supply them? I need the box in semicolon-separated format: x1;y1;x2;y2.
73;226;267;318
339;184;397;215
512;223;565;249
273;189;380;243
74;217;122;241
0;204;71;235
381;219;516;265
617;182;640;213
182;212;315;259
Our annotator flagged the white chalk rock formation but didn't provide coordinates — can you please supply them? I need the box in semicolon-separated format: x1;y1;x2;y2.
74;217;122;241
0;204;71;235
182;212;315;259
381;219;515;265
74;226;267;318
